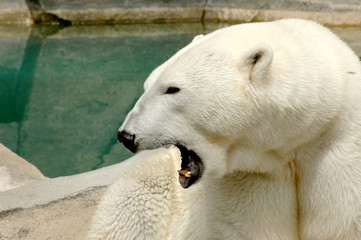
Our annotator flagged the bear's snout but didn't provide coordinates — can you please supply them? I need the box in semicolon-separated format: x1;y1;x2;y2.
117;130;137;153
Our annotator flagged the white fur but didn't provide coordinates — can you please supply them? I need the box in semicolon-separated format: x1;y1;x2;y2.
89;19;361;239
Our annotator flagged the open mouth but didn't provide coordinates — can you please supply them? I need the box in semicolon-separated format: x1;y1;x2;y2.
175;144;203;188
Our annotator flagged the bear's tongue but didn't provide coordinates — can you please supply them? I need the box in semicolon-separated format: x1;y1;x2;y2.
176;145;203;188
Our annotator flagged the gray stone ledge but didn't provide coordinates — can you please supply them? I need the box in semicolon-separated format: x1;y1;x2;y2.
204;7;361;26
0;8;32;25
39;6;361;26
0;0;360;26
40;0;206;10
207;0;361;12
47;7;206;24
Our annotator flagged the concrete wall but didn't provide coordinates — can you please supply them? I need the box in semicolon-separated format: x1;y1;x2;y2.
0;0;360;26
0;0;32;24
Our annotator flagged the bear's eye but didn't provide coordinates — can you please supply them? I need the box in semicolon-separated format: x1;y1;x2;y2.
165;86;180;94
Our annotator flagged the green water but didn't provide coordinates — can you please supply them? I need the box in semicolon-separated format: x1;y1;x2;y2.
0;24;360;178
0;23;229;177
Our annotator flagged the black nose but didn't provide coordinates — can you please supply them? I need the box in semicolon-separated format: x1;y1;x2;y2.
117;130;137;153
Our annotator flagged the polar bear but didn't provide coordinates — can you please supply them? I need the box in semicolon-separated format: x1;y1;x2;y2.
88;19;361;239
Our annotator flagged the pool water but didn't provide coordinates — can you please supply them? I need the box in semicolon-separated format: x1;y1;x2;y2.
0;23;360;178
0;23;229;177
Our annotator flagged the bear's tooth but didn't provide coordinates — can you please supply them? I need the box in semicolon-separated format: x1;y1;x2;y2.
178;169;188;176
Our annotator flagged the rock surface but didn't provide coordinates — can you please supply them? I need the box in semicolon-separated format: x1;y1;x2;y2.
0;187;105;240
0;143;46;192
0;148;168;239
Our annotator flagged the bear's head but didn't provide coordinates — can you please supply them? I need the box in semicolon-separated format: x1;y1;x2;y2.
117;26;343;187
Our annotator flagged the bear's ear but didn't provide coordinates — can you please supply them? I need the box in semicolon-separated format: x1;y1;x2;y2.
241;43;273;82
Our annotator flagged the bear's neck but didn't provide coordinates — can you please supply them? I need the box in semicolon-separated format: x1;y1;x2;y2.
198;169;298;239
